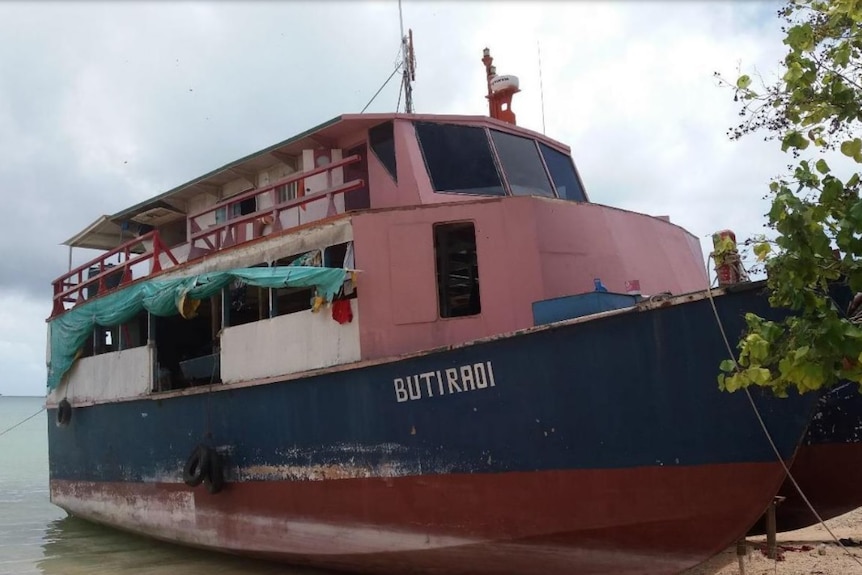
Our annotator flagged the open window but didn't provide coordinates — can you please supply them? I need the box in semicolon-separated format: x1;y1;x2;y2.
226;263;271;327
79;310;148;359
272;251;320;316
153;299;220;391
434;222;481;318
215;196;257;223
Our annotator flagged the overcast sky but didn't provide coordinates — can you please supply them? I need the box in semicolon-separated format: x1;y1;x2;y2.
0;0;820;396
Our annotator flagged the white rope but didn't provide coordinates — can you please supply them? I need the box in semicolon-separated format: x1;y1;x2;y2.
0;406;46;438
703;258;862;569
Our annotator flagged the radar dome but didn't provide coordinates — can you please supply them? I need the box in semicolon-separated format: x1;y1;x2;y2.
490;75;519;93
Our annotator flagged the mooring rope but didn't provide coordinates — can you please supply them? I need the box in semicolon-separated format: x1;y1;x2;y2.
703;264;862;570
0;405;46;438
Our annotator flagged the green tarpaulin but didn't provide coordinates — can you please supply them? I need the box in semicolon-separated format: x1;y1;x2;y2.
47;266;349;390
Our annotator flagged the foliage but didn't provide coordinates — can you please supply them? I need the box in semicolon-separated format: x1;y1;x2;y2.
717;0;862;394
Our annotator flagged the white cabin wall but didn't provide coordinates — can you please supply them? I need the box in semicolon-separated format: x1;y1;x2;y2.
188;193;219;228
299;149;345;226
259;162;298;236
220;299;360;383
222;178;254;198
49;345;152;405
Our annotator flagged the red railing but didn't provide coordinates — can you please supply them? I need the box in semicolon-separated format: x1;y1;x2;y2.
186;155;364;259
50;230;178;318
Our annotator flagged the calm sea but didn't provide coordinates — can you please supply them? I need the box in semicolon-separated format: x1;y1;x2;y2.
0;396;329;575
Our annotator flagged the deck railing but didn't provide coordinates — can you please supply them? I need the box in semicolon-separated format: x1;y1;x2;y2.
50;156;364;319
186;155;364;259
51;230;178;318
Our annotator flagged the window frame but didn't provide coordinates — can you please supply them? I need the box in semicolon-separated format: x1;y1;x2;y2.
487;127;557;199
433;220;482;320
414;122;507;197
369;121;398;183
537;141;590;202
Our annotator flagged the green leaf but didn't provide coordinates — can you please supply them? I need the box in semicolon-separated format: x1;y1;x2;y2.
719;359;737;372
815;159;830;174
849;199;862;223
736;75;752;89
782;131;809;151
785;24;815;52
753;242;772;261
834;41;852;66
840;138;862;158
745;367;773;386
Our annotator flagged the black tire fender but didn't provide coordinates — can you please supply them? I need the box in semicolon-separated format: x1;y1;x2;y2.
182;444;210;487
203;449;224;495
56;399;72;427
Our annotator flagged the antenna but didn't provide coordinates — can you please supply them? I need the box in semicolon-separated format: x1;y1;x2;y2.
398;0;415;113
538;41;546;135
482;48;520;125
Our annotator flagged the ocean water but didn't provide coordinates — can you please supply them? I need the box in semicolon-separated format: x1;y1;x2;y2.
0;396;329;575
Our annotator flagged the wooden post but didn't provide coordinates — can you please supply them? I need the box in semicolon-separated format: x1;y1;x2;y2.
766;497;778;559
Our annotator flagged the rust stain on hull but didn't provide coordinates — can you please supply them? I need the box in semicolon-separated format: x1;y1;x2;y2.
50;461;787;575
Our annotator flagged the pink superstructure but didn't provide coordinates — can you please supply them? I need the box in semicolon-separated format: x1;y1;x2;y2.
54;111;707;365
53;49;707;381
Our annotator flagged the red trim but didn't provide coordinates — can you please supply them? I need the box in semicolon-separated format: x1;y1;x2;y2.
50;230;176;318
186;154;362;258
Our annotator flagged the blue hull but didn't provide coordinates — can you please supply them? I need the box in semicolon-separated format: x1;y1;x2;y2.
47;284;819;575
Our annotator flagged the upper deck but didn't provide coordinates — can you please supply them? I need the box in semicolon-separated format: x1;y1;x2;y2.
52;113;589;317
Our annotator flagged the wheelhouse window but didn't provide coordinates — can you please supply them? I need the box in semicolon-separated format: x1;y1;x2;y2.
434;222;481;318
539;143;587;202
369;121;397;182
489;130;554;198
415;122;505;196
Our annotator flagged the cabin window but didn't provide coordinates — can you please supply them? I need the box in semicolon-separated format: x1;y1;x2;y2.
79;310;148;359
415;122;505;196
369;121;397;182
539;143;587;202
153;297;220;391
434;222;481;318
276;181;299;204
490;130;555;198
272;252;318;316
215;197;258;223
227;263;271;327
325;242;353;268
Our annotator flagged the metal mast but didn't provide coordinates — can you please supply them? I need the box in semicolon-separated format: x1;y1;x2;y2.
398;0;415;113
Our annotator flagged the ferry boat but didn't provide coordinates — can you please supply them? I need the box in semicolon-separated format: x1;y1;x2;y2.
46;46;820;575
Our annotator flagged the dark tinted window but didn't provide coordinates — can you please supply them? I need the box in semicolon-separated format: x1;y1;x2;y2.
415;122;505;196
490;130;554;198
434;222;481;318
539;143;587;202
369;122;397;182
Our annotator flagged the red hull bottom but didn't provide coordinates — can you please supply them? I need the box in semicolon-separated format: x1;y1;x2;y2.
771;443;862;532
51;463;787;575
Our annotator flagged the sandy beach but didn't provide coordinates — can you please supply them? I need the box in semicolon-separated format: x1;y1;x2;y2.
683;507;862;575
